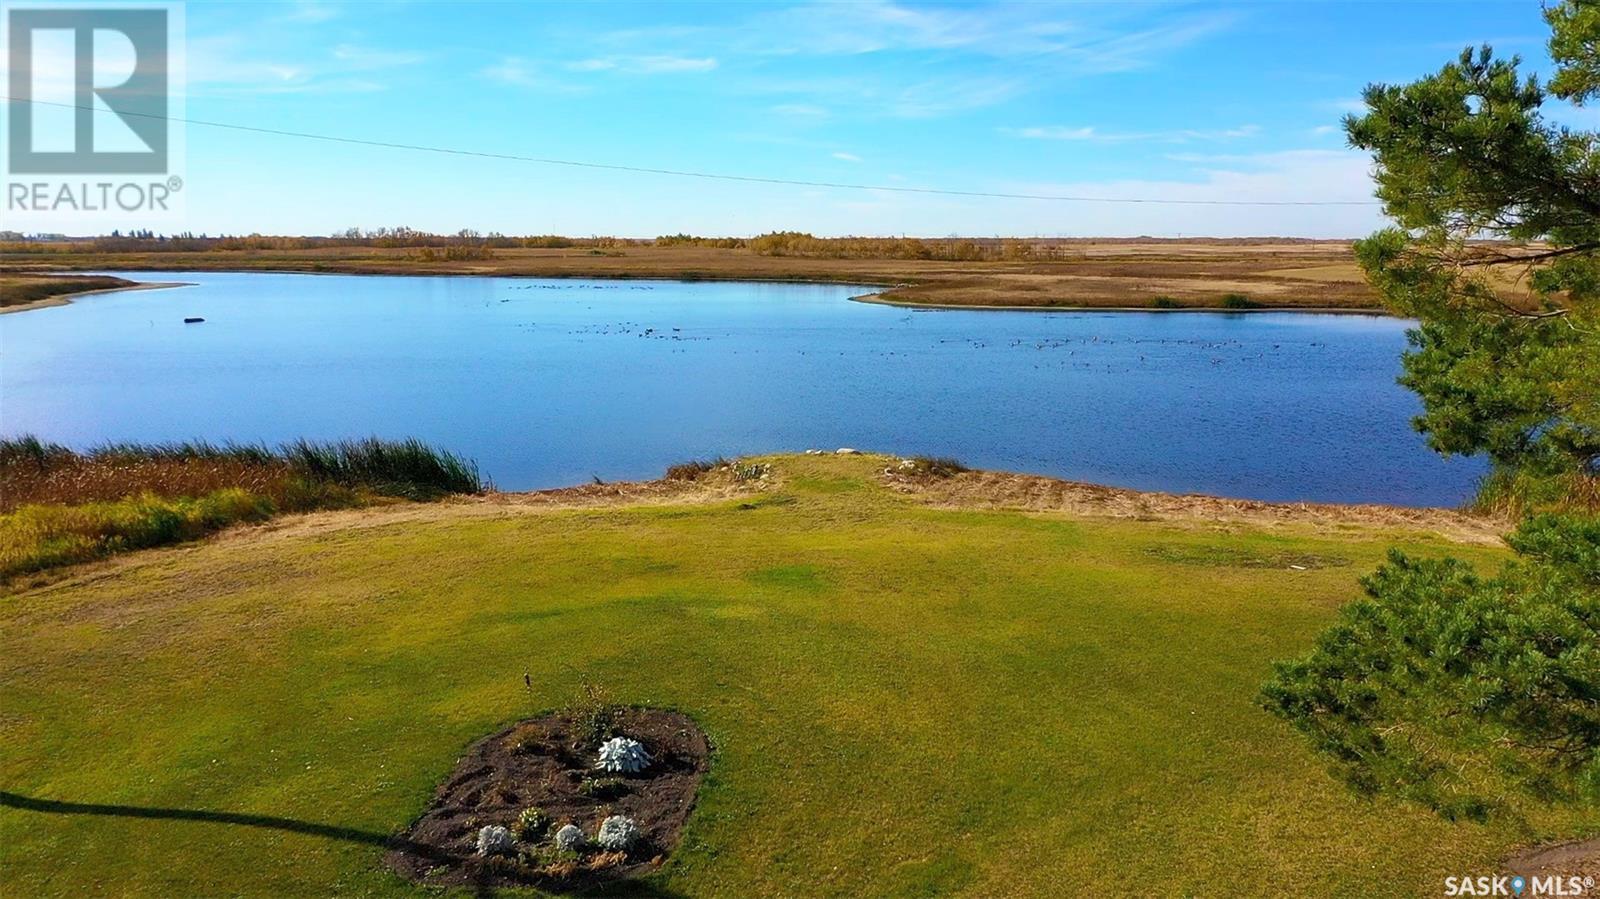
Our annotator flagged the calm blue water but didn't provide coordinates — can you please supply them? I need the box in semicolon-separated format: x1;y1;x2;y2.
0;272;1485;506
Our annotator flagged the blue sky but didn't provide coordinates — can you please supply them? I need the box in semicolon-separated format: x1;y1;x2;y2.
154;1;1581;236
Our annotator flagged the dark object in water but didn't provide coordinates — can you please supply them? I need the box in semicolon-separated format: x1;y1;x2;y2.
183;317;204;324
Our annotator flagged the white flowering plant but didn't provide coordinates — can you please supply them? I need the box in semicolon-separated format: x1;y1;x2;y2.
595;736;651;773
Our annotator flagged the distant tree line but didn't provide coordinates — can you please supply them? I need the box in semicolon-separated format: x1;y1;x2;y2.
1;230;1206;262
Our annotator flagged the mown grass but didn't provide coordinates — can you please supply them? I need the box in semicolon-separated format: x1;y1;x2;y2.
0;436;483;579
0;453;1589;897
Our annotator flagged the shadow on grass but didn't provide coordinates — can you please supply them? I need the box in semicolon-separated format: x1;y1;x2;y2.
0;791;686;898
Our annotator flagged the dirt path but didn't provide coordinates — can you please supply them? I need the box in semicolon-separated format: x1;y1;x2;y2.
1506;837;1600;883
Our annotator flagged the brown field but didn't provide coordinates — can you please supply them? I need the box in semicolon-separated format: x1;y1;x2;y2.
0;239;1387;310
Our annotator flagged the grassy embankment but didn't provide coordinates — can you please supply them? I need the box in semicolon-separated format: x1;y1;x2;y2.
0;273;140;311
1;238;1391;311
1;452;1591;897
0;437;483;582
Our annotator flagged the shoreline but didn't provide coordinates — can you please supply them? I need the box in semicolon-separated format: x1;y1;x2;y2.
848;291;1395;316
0;279;194;315
11;266;1389;317
488;451;1497;537
0;239;1388;313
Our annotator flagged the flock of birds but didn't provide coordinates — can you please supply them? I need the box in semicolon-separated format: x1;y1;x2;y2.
489;286;1335;371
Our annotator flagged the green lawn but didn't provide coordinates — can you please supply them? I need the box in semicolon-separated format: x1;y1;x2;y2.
0;454;1589;896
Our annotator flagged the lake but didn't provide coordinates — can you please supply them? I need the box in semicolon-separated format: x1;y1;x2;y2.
0;271;1485;506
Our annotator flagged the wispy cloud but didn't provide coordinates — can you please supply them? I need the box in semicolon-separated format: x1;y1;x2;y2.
184;35;420;95
567;55;717;74
889;77;1020;118
831;151;862;162
739;1;1233;71
1005;124;1261;143
1163;148;1366;170
980;149;1380;237
478;56;586;92
280;1;340;24
771;103;830;119
574;2;1236;119
331;44;425;70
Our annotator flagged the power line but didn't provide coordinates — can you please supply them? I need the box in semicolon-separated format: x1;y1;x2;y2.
5;96;1381;208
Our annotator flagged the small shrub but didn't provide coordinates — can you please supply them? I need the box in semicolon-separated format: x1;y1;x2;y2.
1220;293;1262;309
553;823;586;852
476;825;514;856
665;458;720;481
566;678;621;747
519;842;581;873
578;776;629;800
1150;296;1183;309
595;815;640;852
732;461;769;482
595;736;650;773
511;807;550;842
902;456;967;478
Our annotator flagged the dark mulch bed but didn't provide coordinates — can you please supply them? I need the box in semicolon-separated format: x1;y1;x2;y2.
386;708;711;892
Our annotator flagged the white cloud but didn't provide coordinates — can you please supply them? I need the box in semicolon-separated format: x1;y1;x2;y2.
1005;124;1260;143
1010;126;1097;141
831;151;862;162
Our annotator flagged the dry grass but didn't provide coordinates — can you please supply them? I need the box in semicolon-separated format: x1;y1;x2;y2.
0;437;484;581
0;273;137;309
0;240;1388;310
879;462;1508;545
1;456;304;512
